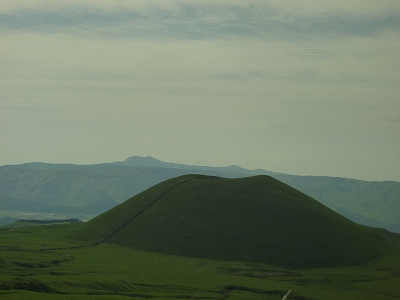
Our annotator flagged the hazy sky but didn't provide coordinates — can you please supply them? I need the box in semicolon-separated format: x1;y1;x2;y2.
1;0;400;181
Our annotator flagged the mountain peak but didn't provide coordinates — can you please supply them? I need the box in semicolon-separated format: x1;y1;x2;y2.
122;156;166;167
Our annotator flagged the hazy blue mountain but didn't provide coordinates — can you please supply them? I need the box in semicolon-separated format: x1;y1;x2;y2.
117;155;265;175
0;156;399;232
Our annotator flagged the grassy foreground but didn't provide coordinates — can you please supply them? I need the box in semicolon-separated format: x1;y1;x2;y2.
0;224;400;299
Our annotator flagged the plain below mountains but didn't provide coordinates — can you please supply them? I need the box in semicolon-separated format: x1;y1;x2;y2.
72;174;390;268
0;156;399;233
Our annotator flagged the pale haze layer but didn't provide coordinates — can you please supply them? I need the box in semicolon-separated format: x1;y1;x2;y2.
1;0;400;181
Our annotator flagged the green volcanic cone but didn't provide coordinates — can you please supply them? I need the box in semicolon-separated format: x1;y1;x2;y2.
73;175;386;268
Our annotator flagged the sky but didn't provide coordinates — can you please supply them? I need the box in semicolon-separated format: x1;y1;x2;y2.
1;0;400;181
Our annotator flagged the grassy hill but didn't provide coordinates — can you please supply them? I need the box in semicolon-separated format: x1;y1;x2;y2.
1;157;399;232
73;174;387;268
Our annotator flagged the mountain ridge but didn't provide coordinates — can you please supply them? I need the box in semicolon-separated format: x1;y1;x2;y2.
0;156;399;233
117;155;268;175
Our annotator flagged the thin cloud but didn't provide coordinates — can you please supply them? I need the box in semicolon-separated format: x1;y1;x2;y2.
1;1;399;39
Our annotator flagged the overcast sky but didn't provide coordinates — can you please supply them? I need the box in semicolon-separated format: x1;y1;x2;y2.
1;0;400;181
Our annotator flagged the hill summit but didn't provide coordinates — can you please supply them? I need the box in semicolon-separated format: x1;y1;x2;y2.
73;175;385;268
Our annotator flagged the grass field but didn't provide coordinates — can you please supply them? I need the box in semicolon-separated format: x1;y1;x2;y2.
0;223;400;299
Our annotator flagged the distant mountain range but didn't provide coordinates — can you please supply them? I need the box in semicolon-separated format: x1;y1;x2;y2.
1;156;399;233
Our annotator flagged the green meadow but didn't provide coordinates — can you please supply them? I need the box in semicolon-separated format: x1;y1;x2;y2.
1;175;400;299
1;223;400;299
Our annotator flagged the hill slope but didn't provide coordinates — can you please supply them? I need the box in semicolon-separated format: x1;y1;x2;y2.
274;175;400;232
73;175;387;268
